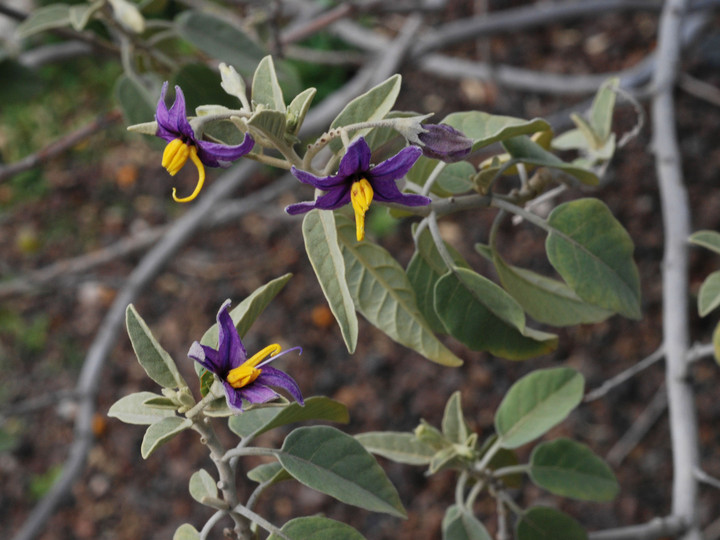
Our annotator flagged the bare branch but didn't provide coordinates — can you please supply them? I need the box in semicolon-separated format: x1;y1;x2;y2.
584;347;665;402
589;515;687;540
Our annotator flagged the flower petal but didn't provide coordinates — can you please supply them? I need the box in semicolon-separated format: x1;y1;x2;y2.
188;341;221;373
373;180;432;207
238;382;279;405
196;134;255;168
256;366;304;405
337;137;372;178
223;381;246;411
290;166;349;190
285;185;351;215
367;145;422;184
216;300;246;373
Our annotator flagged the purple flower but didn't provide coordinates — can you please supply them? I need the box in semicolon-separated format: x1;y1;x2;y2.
188;300;304;412
285;137;430;241
417;124;472;163
155;82;254;202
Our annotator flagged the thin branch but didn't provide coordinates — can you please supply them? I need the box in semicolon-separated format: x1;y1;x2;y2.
651;0;701;537
588;515;687;540
584;346;665;402
694;467;720;491
678;72;720;107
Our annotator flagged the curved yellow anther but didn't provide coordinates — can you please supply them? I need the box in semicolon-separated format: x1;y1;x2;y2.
350;178;374;242
225;343;282;389
162;138;190;175
172;146;206;203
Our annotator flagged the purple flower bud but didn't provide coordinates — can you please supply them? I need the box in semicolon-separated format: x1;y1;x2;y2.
418;124;473;163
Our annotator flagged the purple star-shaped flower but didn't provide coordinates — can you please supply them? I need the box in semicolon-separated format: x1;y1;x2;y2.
155;82;254;202
285;137;430;241
188;300;304;412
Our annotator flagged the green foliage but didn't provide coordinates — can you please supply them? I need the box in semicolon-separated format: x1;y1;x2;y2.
108;391;178;425
443;111;550;152
29;465;63;501
188;469;217;504
442;505;492;540
355;432;436;465
516;507;587;540
173;524;200;540
252;56;287;112
141;416;192;459
268;517;366;540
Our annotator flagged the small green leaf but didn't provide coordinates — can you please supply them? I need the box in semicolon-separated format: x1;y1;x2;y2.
690;230;720;255
278;426;406;518
247;462;292;485
337;215;462;367
228;397;350;439
173;523;200;540
126;305;186;389
173;63;237;111
141;417;192;459
268;517;366;540
200;273;292;346
546;198;641;319
551;129;587;151
143;396;177;409
355;432;436;465
502;136;598;186
442;505;492;540
303;210;358;353
516;507;587;540
590;78;619;143
252;55;286;112
434;268;558;360
442;391;469;445
115;75;158;126
435;161;477;195
16;4;71;38
699;271;720;317
443;111;550;151
530;438;618;501
287;87;317;136
329;74;402;152
247;109;288;150
69;2;102;31
189;469;218;504
175;11;266;77
713;320;720;364
108;392;177;425
495;368;584;449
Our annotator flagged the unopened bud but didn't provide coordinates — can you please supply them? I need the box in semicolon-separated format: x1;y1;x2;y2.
418;124;473;163
108;0;145;33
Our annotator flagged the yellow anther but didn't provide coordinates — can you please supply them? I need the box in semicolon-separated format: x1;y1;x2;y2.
172;146;206;203
225;344;282;389
350;178;374;242
162;138;190;176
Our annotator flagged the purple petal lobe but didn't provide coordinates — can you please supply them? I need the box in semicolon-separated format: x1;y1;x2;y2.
188;341;221;373
290;167;349;190
216;301;246;372
196;134;254;168
285;185;351;215
257;367;304;405
367;146;422;184
223;381;245;411
337;137;371;178
239;383;279;405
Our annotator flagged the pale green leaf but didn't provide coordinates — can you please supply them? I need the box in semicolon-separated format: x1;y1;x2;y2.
247;109;289;151
434;268;558;360
141;417;192;459
252;55;286;112
278;426;406;518
268;517;366;540
228;396;350;440
303;210;358;353
441;391;469;445
247;462;292;485
336;215;462;366
690;230;720;256
495;368;584;449
442;505;492;540
189;469;218;504
551;129;587;151
529;438;618;501
546;198;641;319
355;432;436;465
590;78;619;142
108;392;177;425
699;271;720;317
115;74;158;126
143;396;177;409
443;111;550;151
69;2;102;31
329;74;402;152
516;507;587;540
16;4;71;38
287;87;317;136
714;321;720;365
173;523;200;540
126;305;186;389
570;113;602;149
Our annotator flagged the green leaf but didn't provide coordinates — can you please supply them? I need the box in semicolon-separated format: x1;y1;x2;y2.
228;397;350;439
278;426;406;518
690;230;720;255
69;2;102;31
268;517;366;540
141;417;192;459
713;320;720;365
442;505;492;540
435;161;477;195
200;273;292;346
173;523;200;540
434;268;558;360
516;507;587;540
355;432;436;465
115;75;158;126
590;78;619;143
329;74;402;152
551;129;587;151
247;109;288;149
108;392;178;425
189;469;218;504
443;111;550;152
441;391;469;445
287;88;317;136
143;396;177;409
699;271;720;317
173;63;238;111
546;198;641;319
495;367;584;449
529;438;619;501
247;462;292;484
252;55;286;112
336;215;462;366
303;210;359;353
174;11;267;77
126;305;186;389
16;4;71;38
478;244;613;326
502;136;598;186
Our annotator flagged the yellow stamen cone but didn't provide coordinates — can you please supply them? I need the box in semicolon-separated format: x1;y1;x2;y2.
162;139;190;176
172;146;206;203
226;344;282;389
350;178;374;241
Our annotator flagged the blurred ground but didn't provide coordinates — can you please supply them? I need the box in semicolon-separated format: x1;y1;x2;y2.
2;2;720;539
